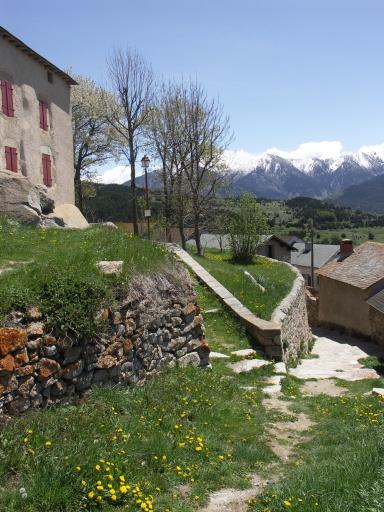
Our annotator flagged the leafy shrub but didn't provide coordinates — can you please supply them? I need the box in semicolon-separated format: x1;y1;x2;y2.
228;194;267;264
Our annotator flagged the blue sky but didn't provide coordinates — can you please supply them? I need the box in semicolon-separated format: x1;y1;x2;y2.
3;0;384;175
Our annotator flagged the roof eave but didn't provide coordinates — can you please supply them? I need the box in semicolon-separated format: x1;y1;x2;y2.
0;26;77;86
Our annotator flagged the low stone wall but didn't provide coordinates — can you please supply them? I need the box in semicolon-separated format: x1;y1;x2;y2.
271;262;312;365
167;245;312;364
0;269;205;417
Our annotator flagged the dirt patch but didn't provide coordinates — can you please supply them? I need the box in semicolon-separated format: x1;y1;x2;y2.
199;474;268;512
301;379;348;396
267;412;313;462
262;396;313;462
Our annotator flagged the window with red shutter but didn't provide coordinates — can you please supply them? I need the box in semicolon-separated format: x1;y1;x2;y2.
39;100;48;130
1;80;15;117
5;146;17;172
42;154;53;187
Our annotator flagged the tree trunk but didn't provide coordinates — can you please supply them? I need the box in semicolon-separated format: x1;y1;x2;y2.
74;164;83;213
194;210;202;256
129;140;138;235
178;216;186;250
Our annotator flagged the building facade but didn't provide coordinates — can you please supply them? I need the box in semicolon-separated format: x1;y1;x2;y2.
317;241;384;345
0;26;76;206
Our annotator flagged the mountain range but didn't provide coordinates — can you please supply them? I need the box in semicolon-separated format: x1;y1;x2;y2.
124;146;384;213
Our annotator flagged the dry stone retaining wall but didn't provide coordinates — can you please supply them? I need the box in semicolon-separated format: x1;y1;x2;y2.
271;261;312;365
0;269;205;417
167;245;311;365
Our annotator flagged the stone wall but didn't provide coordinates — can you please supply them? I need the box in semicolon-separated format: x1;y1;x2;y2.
271;262;312;365
305;288;319;327
370;307;384;347
0;269;205;417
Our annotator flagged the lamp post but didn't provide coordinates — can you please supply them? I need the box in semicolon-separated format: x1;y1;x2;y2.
141;155;151;240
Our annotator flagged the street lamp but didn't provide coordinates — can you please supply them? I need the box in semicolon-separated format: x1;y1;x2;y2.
141;155;151;240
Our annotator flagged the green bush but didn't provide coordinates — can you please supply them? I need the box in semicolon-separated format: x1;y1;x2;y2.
228;194;268;264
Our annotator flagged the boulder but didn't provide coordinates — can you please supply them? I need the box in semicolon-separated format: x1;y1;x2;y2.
177;352;200;368
0;172;57;225
96;261;124;275
50;203;89;229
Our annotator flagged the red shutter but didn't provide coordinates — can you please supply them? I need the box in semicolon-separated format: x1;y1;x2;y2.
42;154;52;187
1;81;15;117
1;81;7;115
5;146;17;172
10;148;17;172
39;101;48;130
5;146;12;170
5;81;14;117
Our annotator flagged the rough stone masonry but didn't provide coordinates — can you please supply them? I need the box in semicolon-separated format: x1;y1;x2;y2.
0;270;206;417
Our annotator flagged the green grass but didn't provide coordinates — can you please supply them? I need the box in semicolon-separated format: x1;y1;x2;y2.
315;226;384;245
0;218;172;339
0;282;273;512
249;390;384;512
191;249;296;320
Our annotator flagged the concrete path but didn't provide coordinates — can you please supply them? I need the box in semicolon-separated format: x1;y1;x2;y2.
291;327;384;381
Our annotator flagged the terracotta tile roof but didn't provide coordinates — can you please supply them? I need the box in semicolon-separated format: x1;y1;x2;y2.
316;242;384;289
0;26;77;85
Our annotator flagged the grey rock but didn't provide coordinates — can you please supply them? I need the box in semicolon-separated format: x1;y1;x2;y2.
42;345;57;358
175;347;188;359
92;369;109;384
50;379;67;397
75;372;94;391
177;352;200;368
96;261;124;275
62;346;82;366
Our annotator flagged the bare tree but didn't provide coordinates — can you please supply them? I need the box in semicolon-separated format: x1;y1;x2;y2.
146;82;191;245
71;74;113;211
107;48;154;235
178;81;232;256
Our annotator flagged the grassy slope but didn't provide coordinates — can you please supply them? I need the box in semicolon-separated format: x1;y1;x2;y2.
0;219;172;334
0;277;274;512
192;250;296;320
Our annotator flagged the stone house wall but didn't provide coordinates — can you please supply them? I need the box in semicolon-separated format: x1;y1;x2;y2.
271;261;312;365
0;34;75;207
0;271;205;417
370;307;384;347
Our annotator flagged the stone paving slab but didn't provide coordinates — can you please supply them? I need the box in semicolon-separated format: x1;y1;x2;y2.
228;359;271;374
231;349;256;358
291;329;384;381
210;352;230;360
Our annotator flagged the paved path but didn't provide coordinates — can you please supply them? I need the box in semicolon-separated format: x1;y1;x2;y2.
291;327;384;381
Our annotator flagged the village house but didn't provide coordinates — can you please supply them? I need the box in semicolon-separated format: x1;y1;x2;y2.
0;26;76;209
257;234;298;263
291;242;339;288
317;240;384;345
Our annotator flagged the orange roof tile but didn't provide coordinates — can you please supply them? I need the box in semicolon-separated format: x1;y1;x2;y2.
316;242;384;289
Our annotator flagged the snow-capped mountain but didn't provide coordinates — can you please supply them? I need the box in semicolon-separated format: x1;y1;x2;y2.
225;144;384;199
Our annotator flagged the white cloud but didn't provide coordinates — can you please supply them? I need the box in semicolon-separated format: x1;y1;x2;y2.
358;143;384;160
97;165;131;184
266;141;344;161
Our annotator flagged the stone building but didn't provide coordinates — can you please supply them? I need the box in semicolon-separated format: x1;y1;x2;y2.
291;242;339;288
317;240;384;345
257;235;298;263
0;26;76;220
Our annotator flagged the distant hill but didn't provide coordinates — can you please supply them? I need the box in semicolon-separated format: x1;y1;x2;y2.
335;174;384;214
